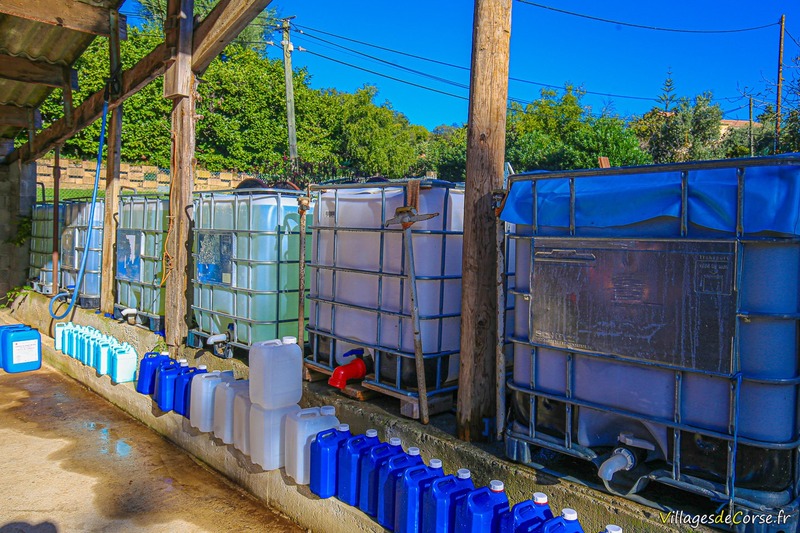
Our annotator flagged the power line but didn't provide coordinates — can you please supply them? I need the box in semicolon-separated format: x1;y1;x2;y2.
516;0;780;34
785;29;800;50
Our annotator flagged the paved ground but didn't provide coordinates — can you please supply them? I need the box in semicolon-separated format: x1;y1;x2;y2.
0;365;303;533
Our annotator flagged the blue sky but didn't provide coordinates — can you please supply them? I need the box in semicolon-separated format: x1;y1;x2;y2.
123;0;800;130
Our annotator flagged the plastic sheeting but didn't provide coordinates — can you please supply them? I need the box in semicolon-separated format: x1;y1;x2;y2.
501;157;800;236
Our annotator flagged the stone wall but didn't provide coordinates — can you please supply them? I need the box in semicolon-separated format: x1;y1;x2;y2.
0;160;36;298
34;157;257;194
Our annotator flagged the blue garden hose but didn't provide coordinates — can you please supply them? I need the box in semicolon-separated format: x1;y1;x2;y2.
49;98;109;319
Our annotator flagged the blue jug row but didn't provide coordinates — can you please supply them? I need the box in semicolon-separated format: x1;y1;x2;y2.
136;351;209;415
309;425;593;533
54;322;136;383
0;323;42;373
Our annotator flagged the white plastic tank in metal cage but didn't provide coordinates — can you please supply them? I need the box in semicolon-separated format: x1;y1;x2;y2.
60;199;104;308
500;155;800;528
115;194;168;332
190;187;311;351
305;180;464;421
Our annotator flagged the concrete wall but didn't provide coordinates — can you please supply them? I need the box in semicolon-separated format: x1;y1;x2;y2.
2;292;707;533
0;160;35;299
34;157;258;193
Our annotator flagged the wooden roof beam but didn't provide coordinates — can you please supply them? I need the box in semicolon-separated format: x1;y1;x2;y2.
192;0;272;74
0;105;41;129
0;54;78;89
0;0;126;37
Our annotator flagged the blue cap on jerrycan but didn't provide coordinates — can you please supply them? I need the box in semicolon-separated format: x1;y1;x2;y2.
421;468;475;533
337;429;380;506
377;446;424;530
358;437;404;516
310;423;352;498
395;457;444;533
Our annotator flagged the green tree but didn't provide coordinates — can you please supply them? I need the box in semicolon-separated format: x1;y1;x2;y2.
657;69;677;112
427;124;467;181
631;92;724;163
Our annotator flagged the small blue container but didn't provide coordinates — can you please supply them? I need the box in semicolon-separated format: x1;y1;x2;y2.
0;325;27;370
174;365;207;417
359;437;404;516
421;468;475;533
310;424;352;498
377;446;424;530
337;429;381;506
135;352;171;395
1;325;41;373
542;509;584;533
456;480;509;533
395;458;444;533
499;492;553;533
154;361;180;411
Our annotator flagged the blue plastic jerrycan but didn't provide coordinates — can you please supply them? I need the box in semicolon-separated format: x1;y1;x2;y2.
1;325;41;373
154;360;181;412
337;429;381;506
395;458;445;533
377;446;424;530
135;352;171;395
421;468;475;533
358;437;404;516
174;365;207;417
310;423;352;498
456;480;509;533
0;324;28;370
499;492;554;533
542;509;584;533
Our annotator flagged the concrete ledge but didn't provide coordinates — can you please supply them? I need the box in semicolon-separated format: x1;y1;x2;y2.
2;292;703;532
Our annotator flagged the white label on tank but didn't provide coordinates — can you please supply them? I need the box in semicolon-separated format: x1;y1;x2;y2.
12;339;39;365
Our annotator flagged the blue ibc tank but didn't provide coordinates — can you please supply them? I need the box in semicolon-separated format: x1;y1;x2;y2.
310;424;352;498
359;437;404;516
395;458;444;533
337;429;381;506
1;325;41;373
421;468;475;533
377;447;424;530
456;480;509;533
499;492;553;533
136;352;171;395
542;509;584;533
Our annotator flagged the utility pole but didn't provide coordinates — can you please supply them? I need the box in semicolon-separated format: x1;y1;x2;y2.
749;96;754;157
775;14;785;153
281;17;298;169
458;0;512;443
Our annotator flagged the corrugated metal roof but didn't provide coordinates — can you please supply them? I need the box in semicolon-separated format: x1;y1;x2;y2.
0;10;106;140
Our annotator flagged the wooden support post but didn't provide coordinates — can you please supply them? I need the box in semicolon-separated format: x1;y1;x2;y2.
165;0;195;357
457;0;512;443
101;9;124;315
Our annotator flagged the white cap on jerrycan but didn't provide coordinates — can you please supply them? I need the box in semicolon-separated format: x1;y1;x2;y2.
489;480;505;492
429;459;443;469
282;336;297;345
337;424;350;432
389;437;401;446
562;509;579;521
408;447;420;456
198;365;207;370
320;406;336;416
457;469;471;479
366;429;378;438
604;526;622;533
533;492;548;504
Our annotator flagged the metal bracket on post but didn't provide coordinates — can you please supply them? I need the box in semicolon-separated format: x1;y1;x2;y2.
493;188;508;441
385;205;438;424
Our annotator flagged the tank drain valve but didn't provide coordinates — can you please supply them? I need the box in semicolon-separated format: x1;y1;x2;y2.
598;447;637;481
121;308;138;324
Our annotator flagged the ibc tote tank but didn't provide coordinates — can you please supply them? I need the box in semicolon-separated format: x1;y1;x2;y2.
191;187;310;348
29;201;64;293
60;198;104;309
500;155;800;521
115;194;168;331
305;179;464;398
